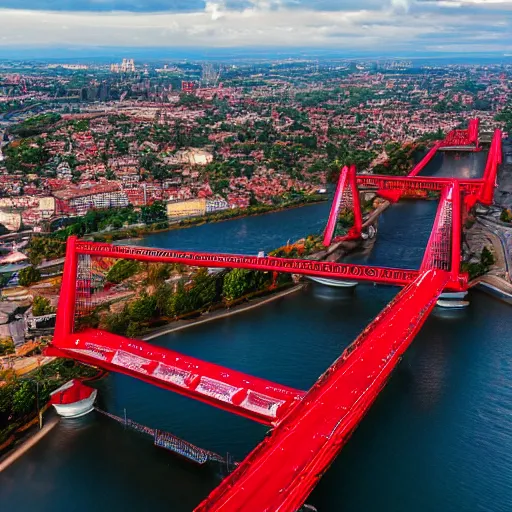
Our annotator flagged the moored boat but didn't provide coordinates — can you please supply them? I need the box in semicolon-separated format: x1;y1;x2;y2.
307;276;358;288
436;299;470;309
438;291;468;300
50;379;97;418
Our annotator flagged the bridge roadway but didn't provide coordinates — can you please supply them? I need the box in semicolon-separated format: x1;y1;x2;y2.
73;240;420;287
195;269;450;511
47;329;306;426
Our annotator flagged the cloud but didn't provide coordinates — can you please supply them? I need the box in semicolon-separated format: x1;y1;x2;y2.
391;0;411;11
0;0;207;12
0;0;510;53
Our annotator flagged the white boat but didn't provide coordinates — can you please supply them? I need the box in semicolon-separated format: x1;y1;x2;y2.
50;379;97;418
438;291;468;300
436;299;470;309
307;276;358;288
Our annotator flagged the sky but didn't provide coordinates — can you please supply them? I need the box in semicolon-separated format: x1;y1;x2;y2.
0;0;511;56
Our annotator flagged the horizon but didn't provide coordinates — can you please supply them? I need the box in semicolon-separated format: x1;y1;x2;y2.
1;48;512;63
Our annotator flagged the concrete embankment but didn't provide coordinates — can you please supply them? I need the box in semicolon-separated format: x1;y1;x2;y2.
143;284;304;341
471;275;512;305
466;218;512;305
0;415;59;473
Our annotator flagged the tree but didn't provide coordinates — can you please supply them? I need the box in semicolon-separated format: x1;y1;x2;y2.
9;113;61;138
141;201;167;224
222;269;268;302
0;338;15;356
481;247;495;268
154;283;172;316
105;168;116;180
18;266;41;287
11;381;37;416
32;296;55;316
27;237;65;265
188;269;218;310
129;293;157;323
148;264;172;286
167;282;193;317
103;307;130;335
126;321;143;338
106;260;139;284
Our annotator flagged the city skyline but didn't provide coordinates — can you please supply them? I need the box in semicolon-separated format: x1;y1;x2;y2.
0;0;511;57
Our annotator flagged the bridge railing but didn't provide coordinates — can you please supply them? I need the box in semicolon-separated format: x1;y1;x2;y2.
356;175;484;195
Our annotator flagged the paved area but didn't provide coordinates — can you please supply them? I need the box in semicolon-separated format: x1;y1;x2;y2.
494;139;512;209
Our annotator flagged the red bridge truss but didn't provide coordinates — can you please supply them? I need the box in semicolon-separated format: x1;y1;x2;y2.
420;181;462;281
357;175;484;197
70;238;421;287
47;118;503;512
481;129;503;205
323;124;500;246
439;118;480;150
323;164;362;246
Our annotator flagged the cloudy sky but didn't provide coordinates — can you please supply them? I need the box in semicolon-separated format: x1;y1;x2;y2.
0;0;511;55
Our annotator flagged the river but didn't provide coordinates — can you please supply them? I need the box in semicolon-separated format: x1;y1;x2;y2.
1;150;511;512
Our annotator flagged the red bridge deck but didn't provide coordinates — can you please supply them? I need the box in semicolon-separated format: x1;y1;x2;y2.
48;329;305;426
196;269;450;511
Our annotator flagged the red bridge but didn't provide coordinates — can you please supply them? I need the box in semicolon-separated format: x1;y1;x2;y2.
47;119;503;511
439;118;481;151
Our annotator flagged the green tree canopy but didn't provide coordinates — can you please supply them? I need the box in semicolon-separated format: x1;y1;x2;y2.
32;296;55;316
18;266;41;287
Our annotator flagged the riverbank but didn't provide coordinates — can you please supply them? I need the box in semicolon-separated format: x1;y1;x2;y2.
466;217;512;305
474;278;512;304
0;414;59;473
143;284;304;341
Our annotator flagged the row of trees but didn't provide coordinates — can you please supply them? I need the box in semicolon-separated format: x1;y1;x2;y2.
99;266;282;338
495;106;512;135
3;138;49;174
372;142;417;176
8;113;61;138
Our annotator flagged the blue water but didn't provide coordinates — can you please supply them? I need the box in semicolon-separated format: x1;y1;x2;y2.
134;201;331;255
1;152;511;512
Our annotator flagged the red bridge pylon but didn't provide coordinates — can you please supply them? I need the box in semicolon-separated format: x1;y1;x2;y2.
480;129;503;206
323;165;363;247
